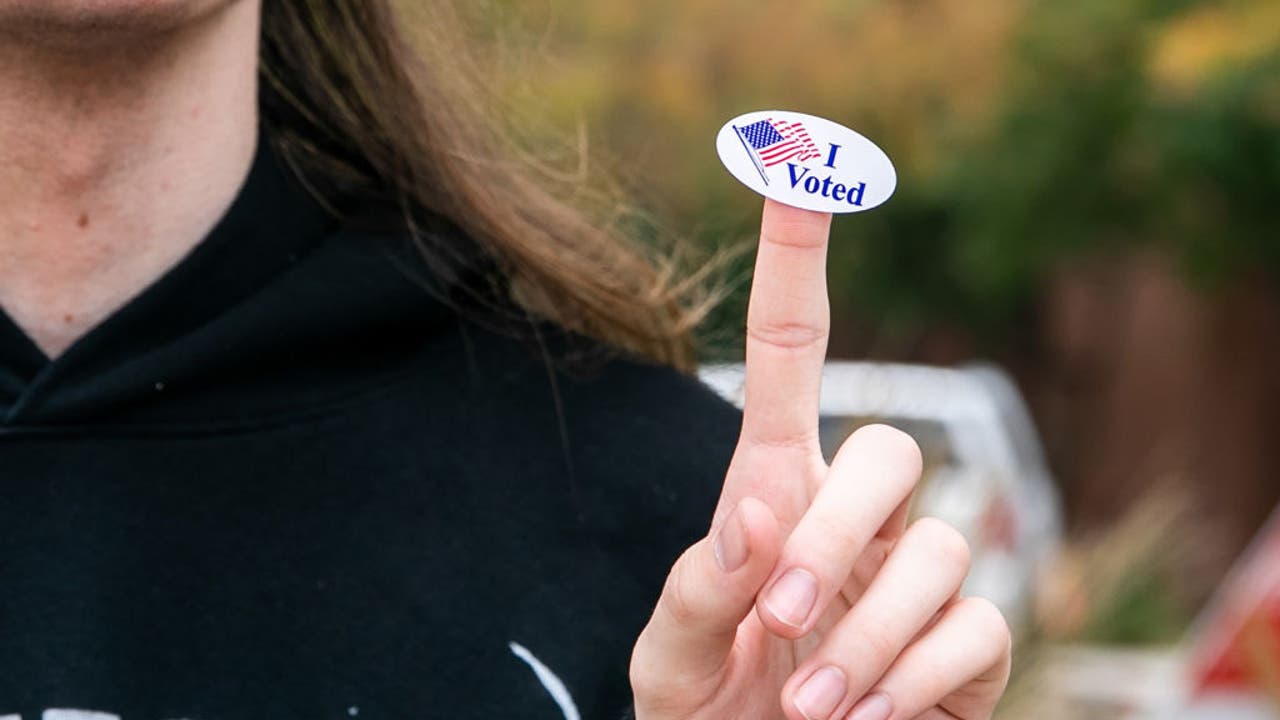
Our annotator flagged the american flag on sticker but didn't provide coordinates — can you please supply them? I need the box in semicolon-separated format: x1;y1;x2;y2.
733;118;822;184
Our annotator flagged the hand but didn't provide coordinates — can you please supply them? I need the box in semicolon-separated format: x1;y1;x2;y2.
630;199;1012;720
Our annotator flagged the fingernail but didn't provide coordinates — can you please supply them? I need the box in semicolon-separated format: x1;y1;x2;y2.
713;507;749;573
763;568;818;628
846;692;892;720
793;666;847;720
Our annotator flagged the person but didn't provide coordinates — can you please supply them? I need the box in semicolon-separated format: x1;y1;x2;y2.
0;1;1011;719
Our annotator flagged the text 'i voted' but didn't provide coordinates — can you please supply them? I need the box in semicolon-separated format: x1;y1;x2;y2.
716;110;896;214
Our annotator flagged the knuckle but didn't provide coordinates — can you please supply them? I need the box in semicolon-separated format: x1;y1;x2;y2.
908;517;972;576
958;596;1013;658
847;623;901;670
747;321;829;351
914;655;954;699
628;639;666;703
804;512;864;558
740;428;823;455
658;548;707;629
852;423;924;476
631;622;730;712
629;628;712;710
761;222;828;249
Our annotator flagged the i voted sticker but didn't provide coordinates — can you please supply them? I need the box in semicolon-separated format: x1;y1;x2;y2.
716;110;896;214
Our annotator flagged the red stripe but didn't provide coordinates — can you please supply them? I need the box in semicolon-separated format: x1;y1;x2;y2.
760;138;799;154
762;147;806;167
760;143;800;161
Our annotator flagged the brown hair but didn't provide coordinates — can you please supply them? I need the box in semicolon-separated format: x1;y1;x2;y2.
258;0;716;371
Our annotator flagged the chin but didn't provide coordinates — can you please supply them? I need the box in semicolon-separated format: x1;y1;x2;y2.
0;0;241;40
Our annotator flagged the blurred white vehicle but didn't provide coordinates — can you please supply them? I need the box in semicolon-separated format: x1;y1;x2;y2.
699;361;1064;626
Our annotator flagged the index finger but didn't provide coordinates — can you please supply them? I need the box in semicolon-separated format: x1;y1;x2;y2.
739;198;832;455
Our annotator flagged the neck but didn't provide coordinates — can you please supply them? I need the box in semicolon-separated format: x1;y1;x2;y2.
0;1;260;359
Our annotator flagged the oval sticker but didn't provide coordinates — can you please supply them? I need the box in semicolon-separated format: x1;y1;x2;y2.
716;110;896;214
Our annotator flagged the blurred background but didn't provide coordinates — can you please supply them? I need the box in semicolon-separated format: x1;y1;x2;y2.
433;0;1280;715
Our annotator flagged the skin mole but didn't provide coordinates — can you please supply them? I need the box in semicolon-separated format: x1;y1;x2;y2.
77;212;90;228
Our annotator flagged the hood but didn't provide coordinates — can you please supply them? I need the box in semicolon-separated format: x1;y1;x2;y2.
0;135;455;431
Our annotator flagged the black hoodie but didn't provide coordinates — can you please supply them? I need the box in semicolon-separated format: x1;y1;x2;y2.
0;137;740;720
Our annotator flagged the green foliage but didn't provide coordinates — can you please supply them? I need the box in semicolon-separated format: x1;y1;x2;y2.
1081;564;1192;646
1150;52;1280;287
844;0;1280;340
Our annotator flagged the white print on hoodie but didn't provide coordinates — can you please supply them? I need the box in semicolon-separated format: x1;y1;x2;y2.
2;642;581;720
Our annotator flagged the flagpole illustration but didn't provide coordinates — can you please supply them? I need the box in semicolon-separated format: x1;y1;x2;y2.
733;124;770;186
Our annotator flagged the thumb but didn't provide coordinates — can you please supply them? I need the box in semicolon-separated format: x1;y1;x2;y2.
631;498;782;710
